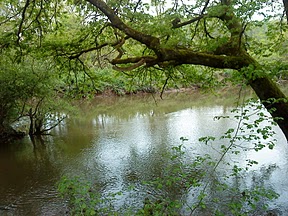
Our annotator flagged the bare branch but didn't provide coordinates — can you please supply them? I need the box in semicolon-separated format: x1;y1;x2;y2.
68;43;109;59
238;23;248;50
201;0;210;14
130;0;142;21
204;19;215;39
40;115;67;134
172;0;209;29
160;75;170;99
33;97;45;116
74;57;97;91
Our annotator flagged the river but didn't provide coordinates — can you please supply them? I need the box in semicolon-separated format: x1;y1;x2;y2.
0;89;288;215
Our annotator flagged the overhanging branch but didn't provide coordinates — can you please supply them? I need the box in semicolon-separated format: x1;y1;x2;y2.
172;14;206;29
67;35;130;60
283;0;288;23
86;0;161;53
112;58;146;71
17;0;31;44
68;43;109;60
111;56;156;64
85;0;255;71
110;49;253;70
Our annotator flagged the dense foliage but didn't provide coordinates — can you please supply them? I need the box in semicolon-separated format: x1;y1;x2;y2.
1;0;288;214
1;0;288;140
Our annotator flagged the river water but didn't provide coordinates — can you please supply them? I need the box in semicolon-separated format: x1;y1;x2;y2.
0;90;288;215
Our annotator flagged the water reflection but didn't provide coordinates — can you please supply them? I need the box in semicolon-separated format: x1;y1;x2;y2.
0;91;288;215
0;136;66;215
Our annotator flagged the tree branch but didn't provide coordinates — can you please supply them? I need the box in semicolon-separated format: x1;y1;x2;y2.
204;19;215;39
68;43;109;60
17;0;31;44
283;0;288;23
67;35;129;60
0;11;22;25
161;48;254;69
112;58;146;71
172;14;206;29
111;56;155;64
86;0;161;54
172;0;209;29
40;115;67;134
218;0;242;38
85;0;254;71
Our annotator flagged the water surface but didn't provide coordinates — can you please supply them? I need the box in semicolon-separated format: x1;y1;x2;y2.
0;89;287;215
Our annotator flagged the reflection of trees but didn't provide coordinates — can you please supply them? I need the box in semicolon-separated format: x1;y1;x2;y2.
191;163;279;215
30;135;54;164
53;117;96;155
89;102;243;211
26;136;61;182
119;114;191;206
3;92;276;214
0;136;65;215
85;91;241;122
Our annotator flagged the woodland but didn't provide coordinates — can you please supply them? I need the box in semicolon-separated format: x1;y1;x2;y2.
2;1;288;215
0;1;288;140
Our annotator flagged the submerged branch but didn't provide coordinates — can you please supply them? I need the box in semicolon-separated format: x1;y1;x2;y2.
40;115;67;134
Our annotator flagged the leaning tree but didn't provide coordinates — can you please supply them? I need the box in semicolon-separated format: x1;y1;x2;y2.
1;0;288;139
84;0;288;140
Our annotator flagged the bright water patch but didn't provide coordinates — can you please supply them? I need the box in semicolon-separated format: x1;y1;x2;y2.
0;93;287;215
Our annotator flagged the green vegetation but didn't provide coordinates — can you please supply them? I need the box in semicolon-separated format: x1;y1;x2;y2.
58;99;279;215
1;0;288;214
0;53;73;140
1;0;288;140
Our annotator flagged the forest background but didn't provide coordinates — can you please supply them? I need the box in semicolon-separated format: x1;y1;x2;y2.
1;0;288;141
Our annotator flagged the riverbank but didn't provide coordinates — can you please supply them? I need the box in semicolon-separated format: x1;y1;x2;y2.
91;78;288;97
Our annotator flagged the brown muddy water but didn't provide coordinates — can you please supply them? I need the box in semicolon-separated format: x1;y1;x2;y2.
0;90;288;215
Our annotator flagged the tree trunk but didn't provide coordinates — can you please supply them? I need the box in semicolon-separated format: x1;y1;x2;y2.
34;118;43;135
28;108;34;136
86;0;288;141
249;77;288;140
283;0;288;23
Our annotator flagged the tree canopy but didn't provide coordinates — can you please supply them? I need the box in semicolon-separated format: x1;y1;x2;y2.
1;0;288;140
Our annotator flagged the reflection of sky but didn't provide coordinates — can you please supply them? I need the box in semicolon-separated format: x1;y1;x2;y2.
3;100;288;214
70;103;288;212
166;106;232;142
84;104;288;174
